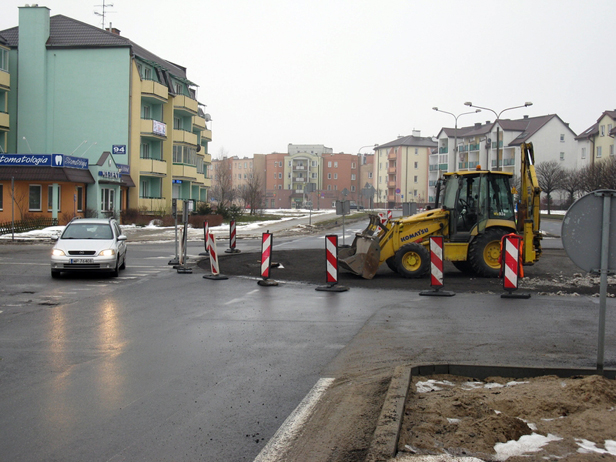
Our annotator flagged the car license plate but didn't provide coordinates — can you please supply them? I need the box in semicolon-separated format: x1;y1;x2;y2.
70;258;94;264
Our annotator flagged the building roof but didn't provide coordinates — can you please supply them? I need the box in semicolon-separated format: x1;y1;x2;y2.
0;14;189;81
377;135;437;149
576;110;616;140
0;166;95;183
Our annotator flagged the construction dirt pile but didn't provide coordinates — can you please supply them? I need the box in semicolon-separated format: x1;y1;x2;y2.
398;374;616;461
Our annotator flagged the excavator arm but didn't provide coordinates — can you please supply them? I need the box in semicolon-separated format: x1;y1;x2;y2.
517;142;542;264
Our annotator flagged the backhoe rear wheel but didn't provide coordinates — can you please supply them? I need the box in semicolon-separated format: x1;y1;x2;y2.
395;243;430;278
452;260;474;274
386;257;398;273
468;228;509;278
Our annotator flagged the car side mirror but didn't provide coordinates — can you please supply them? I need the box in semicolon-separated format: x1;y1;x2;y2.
51;235;59;242
117;235;127;241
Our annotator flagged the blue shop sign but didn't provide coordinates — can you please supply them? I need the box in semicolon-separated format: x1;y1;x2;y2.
117;164;130;175
0;154;88;169
99;171;121;180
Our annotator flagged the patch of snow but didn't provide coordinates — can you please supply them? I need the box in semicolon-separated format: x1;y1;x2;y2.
415;379;455;393
461;381;484;390
484;382;504;389
506;380;529;387
446;418;460;424
576;439;616;456
494;433;562;461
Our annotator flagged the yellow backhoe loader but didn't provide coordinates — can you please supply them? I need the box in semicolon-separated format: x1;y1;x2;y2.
339;142;542;279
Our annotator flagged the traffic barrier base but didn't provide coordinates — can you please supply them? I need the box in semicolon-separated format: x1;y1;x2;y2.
420;236;455;297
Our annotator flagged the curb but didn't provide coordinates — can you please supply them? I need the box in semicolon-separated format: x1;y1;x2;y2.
365;363;615;462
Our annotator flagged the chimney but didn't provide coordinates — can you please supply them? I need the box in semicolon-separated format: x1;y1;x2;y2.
475;123;482;129
412;129;421;137
523;115;529;119
106;26;121;35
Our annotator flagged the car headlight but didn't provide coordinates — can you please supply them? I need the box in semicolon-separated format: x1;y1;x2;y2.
98;249;116;257
52;249;66;257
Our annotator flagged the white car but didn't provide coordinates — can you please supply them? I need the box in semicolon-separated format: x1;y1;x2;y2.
50;218;127;278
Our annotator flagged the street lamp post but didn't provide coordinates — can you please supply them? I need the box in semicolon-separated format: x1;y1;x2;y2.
464;102;532;171
432;107;481;170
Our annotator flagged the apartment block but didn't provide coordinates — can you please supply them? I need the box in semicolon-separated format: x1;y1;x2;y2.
575;110;616;165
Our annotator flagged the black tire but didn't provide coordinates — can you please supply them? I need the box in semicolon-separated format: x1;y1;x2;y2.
394;243;430;278
452;260;474;274
468;228;509;278
51;270;61;279
119;253;126;270
386;257;398;273
111;259;120;277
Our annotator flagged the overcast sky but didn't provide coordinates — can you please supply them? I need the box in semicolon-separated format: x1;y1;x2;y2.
1;0;614;158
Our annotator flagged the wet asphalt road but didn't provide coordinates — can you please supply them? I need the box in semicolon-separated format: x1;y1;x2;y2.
2;216;612;462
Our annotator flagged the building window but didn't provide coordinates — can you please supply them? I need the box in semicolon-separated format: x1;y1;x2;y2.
29;185;42;211
560;152;565;161
415;148;418;155
334;162;338;168
334;173;338;179
101;188;115;212
351;185;355;192
334;185;338;191
47;185;61;211
278;185;282;189
414;162;418;168
141;180;150;198
142;105;151;119
0;48;8;72
368;172;373;179
581;147;586;159
351;174;356;180
611;145;614;157
328;161;332;167
174;116;182;130
278;172;282;179
76;186;83;212
414;175;418;183
600;125;605;137
141;143;150;159
327;185;331;190
311;173;317;179
597;146;602;158
351;162;356;169
328;173;331;179
560;134;565;142
288;161;292;167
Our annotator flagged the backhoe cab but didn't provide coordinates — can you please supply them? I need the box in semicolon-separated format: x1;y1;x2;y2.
338;142;542;280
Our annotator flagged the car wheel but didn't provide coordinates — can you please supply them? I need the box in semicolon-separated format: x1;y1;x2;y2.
111;258;120;277
51;270;61;279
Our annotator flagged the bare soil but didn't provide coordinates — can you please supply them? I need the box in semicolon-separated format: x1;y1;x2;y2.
399;374;616;461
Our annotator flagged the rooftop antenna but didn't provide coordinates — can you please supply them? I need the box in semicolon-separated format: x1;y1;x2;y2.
94;0;115;29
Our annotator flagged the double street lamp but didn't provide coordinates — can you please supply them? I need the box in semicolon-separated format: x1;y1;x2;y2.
464;102;533;171
432;107;481;170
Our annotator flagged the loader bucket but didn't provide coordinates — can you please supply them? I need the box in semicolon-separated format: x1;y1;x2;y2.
338;234;381;280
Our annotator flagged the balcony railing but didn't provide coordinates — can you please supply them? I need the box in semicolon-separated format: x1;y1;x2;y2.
293;165;306;170
138;196;167;213
139;158;167;176
140;79;168;101
459;145;469;152
294;177;306;182
439;163;448;170
172;163;197;180
0;70;10;90
173;94;198;116
141;118;167;138
173;129;198;145
201;129;212;142
387;181;397;188
193;115;206;130
458;162;469;169
0;111;8;131
469;144;480;151
388;167;396;174
388;152;397;160
439;147;448;154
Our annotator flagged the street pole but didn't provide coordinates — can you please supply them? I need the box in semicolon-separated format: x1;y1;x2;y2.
464;102;533;171
433;107;481;171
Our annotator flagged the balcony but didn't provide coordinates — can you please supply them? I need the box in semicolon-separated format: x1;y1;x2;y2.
388;167;396;174
201;129;212;142
293;165;306;170
294;177;306;182
439;163;448;170
387;194;397;202
0;70;9;90
469;144;480;151
0;111;8;131
140;79;168;102
172;163;197;180
193;115;206;130
140;119;167;139
173;94;198;116
139;158;167;176
429;164;439;171
458;162;469;169
138;196;167;213
459;145;469;152
439;147;448;154
388;151;397;160
387;181;397;188
173;129;198;145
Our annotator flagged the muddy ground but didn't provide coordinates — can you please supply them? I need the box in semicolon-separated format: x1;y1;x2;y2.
202;247;616;297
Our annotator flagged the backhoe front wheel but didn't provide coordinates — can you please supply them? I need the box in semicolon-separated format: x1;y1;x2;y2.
468;228;509;278
395;243;430;278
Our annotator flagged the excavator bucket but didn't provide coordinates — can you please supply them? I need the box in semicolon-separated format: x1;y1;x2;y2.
338;215;383;279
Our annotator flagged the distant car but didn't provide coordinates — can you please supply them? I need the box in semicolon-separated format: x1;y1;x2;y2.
349;202;364;210
50;218;127;278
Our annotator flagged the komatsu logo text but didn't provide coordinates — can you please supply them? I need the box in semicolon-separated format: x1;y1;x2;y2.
401;228;429;242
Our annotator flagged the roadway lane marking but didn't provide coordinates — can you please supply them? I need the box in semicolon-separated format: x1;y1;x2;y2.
254;377;335;462
224;289;259;305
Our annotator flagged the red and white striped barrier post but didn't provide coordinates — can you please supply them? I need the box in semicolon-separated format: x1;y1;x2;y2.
199;221;210;256
203;233;228;280
378;212;387;226
420;236;455;297
316;234;349;292
225;220;241;254
387;210;393;222
258;231;278;286
501;234;530;299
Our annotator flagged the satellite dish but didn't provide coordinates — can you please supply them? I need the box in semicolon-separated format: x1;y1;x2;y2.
204;113;212;122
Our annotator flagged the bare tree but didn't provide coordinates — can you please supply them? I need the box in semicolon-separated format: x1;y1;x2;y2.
536;161;567;214
560;168;584;208
9;186;29;220
211;157;235;207
238;171;264;215
579;157;616;193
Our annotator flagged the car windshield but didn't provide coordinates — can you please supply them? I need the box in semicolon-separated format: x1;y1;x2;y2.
62;223;113;240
